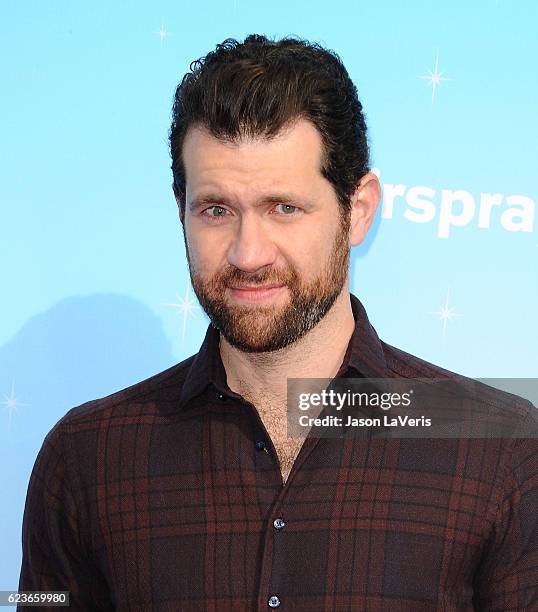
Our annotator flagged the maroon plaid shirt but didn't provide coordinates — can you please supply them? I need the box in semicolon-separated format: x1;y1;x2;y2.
18;293;538;610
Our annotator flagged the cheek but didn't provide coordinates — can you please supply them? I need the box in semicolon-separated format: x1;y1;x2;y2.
187;234;227;275
293;234;327;264
282;247;319;281
302;242;336;279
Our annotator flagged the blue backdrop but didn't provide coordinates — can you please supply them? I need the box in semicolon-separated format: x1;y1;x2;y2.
1;0;537;594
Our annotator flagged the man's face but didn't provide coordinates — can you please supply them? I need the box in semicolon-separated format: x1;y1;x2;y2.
180;118;351;353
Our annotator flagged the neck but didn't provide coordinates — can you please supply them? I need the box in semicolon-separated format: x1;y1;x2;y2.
219;288;355;404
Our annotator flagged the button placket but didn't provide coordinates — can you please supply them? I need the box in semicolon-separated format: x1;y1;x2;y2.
273;517;285;530
255;439;270;454
268;595;280;608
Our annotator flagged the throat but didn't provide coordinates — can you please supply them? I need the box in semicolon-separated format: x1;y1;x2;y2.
251;398;306;484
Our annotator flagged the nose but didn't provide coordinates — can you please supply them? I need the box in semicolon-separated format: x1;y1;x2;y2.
226;213;278;273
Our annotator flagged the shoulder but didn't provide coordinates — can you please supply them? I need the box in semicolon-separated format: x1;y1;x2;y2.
30;354;198;495
381;338;538;504
383;339;534;412
55;354;197;430
382;339;471;379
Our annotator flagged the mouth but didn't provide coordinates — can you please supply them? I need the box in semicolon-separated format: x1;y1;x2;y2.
227;283;286;303
230;283;284;290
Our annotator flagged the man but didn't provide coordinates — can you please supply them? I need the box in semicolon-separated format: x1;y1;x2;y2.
18;34;538;610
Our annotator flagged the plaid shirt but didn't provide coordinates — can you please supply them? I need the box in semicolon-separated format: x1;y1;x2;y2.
18;292;538;611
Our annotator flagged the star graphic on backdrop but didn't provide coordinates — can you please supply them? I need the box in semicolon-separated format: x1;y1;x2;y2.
154;21;170;49
1;380;30;433
418;51;453;103
428;287;463;342
162;282;200;343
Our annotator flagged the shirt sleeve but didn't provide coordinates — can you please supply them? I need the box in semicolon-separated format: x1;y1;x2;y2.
473;402;538;610
17;418;114;611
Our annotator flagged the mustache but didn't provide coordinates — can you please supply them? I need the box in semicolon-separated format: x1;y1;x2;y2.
218;268;293;286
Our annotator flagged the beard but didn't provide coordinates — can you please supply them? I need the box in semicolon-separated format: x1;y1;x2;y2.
185;210;351;353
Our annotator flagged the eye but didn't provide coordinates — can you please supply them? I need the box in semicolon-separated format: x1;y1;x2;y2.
201;205;229;220
274;203;301;215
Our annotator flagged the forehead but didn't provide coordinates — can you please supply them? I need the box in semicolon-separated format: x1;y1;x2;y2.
181;118;326;196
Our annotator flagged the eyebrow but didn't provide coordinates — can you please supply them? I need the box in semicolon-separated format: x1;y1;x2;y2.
188;193;303;212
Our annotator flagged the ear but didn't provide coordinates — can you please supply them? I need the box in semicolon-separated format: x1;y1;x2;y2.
348;172;381;246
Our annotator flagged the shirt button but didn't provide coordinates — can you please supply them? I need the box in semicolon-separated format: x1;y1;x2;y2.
268;595;280;608
273;517;285;530
255;439;266;450
217;392;226;401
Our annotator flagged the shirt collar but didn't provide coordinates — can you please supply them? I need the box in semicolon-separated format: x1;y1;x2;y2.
173;292;388;413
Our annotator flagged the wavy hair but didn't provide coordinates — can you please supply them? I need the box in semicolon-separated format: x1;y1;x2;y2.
169;33;370;221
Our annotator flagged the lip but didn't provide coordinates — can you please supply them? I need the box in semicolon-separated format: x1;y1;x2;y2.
228;284;286;303
230;283;284;290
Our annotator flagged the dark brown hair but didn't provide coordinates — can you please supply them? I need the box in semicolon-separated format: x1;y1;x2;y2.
169;33;370;221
